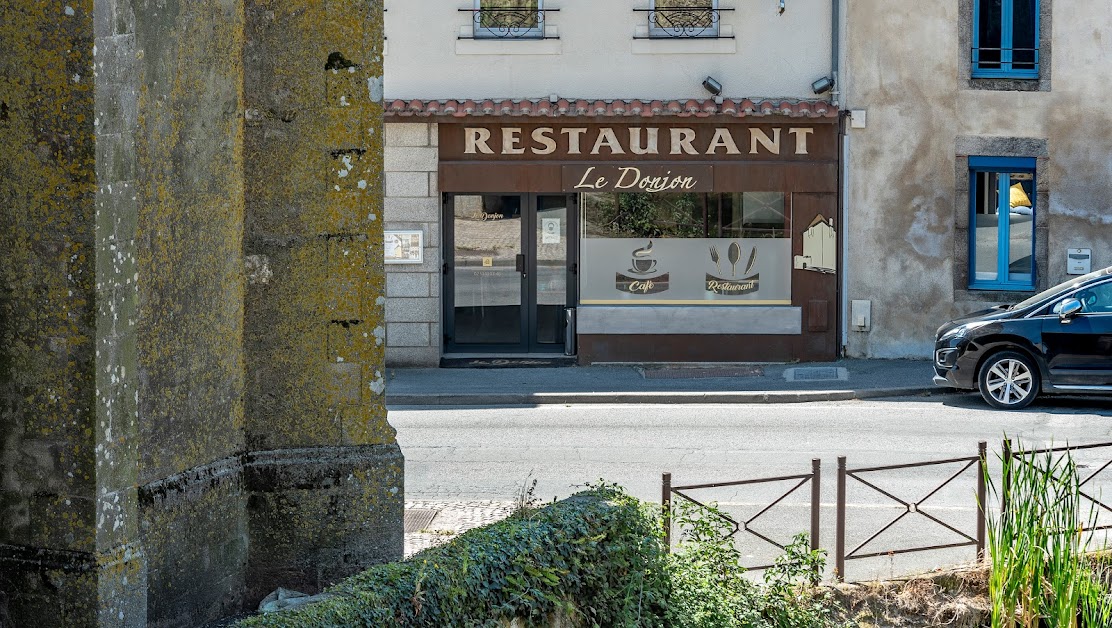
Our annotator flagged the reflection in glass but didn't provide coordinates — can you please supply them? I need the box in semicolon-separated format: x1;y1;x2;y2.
973;171;1002;282
1007;173;1034;280
453;195;522;345
973;171;1034;284
710;192;788;238
582;192;787;239
535;195;568;344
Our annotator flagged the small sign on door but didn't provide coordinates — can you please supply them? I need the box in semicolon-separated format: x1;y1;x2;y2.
542;218;561;244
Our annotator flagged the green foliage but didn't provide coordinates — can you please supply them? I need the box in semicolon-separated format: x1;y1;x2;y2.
986;444;1112;628
240;485;857;628
587;193;704;239
665;499;853;628
238;484;669;628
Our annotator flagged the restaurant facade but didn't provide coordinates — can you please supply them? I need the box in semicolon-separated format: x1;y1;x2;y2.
384;100;843;365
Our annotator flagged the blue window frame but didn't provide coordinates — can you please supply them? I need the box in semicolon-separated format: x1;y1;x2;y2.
969;156;1036;290
972;0;1040;78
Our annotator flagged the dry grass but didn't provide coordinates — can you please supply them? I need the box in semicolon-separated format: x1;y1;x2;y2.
829;565;991;628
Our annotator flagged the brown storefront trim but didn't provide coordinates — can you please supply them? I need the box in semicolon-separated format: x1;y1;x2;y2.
440;161;837;194
438;121;838;163
577;334;820;363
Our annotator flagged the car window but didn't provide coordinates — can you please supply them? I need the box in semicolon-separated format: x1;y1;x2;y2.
1013;266;1112;311
1048;280;1112;314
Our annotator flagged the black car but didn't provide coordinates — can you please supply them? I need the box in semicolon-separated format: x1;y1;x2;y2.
934;266;1112;409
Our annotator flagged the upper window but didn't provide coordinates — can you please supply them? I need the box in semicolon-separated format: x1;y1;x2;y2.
972;0;1040;78
472;0;545;39
648;0;722;38
969;156;1036;290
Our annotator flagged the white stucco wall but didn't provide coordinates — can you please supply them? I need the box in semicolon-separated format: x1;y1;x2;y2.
843;0;1112;358
384;0;834;101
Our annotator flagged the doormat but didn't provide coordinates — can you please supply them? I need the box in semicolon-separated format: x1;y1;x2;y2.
640;366;765;379
440;357;577;368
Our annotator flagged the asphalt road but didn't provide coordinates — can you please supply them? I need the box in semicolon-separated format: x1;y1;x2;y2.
390;393;1112;580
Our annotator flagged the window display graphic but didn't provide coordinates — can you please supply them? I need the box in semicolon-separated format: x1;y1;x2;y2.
795;215;836;273
705;243;759;295
615;240;670;294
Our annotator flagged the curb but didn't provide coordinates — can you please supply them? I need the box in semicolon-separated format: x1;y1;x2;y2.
386;386;954;407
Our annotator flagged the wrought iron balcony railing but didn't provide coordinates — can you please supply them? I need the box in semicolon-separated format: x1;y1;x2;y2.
458;7;560;39
634;6;735;39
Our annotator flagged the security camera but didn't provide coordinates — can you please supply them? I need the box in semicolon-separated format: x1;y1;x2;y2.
811;76;835;94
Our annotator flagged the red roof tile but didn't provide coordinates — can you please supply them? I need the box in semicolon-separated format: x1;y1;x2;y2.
385;98;837;120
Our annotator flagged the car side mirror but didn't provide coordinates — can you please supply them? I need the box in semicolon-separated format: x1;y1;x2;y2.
1059;298;1084;322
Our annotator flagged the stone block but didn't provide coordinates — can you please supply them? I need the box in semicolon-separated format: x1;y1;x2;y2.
386;298;438;323
94;0;137;37
385;123;431;148
386;272;429;298
386;346;440;367
387;323;431;347
385;172;430;198
429;123;439;147
385;146;438;173
385;196;438;222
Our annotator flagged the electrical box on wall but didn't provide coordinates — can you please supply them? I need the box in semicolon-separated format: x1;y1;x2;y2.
1067;248;1092;275
850;300;871;332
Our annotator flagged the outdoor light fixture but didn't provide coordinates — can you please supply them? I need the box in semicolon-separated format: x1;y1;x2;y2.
811;76;835;94
702;76;723;96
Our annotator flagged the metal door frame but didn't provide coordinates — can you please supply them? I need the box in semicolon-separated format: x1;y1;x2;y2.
442;193;577;354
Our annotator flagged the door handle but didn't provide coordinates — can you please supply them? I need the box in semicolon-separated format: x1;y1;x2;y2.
515;254;526;278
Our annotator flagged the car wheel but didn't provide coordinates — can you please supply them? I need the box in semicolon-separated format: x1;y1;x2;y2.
978;350;1040;410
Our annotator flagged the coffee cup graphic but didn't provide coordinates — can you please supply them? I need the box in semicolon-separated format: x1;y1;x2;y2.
629;240;657;275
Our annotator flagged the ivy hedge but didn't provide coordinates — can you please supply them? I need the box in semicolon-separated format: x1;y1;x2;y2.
238;486;670;627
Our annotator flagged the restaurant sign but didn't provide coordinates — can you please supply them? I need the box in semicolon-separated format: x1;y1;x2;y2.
561;165;713;193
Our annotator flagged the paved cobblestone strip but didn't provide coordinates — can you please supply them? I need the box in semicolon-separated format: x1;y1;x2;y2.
403;501;518;557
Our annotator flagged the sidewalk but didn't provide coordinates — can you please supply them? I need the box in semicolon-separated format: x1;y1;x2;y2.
386;358;948;406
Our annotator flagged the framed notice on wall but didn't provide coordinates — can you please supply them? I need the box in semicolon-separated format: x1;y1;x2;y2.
384;230;423;264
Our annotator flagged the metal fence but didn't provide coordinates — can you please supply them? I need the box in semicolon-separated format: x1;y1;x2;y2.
662;459;820;571
660;439;1112;582
1006;439;1112;534
834;443;986;580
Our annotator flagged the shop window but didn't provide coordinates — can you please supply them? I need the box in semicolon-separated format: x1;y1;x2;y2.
579;192;792;305
645;0;726;39
470;0;546;39
969;156;1036;290
972;0;1039;78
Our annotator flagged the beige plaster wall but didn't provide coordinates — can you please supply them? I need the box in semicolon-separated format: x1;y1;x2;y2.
844;0;1112;358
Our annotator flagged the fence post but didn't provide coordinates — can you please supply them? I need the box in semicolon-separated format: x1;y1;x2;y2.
836;456;846;582
977;441;987;561
811;458;821;553
662;472;672;553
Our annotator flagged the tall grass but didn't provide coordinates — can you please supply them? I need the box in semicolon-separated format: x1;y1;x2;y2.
985;443;1112;628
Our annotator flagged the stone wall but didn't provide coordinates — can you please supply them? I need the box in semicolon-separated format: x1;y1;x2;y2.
242;0;404;606
384;122;441;367
0;1;401;625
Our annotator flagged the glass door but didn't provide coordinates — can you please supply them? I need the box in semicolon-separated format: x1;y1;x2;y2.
444;193;575;353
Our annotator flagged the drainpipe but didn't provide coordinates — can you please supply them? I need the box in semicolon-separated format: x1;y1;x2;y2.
830;0;841;108
832;0;848;354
